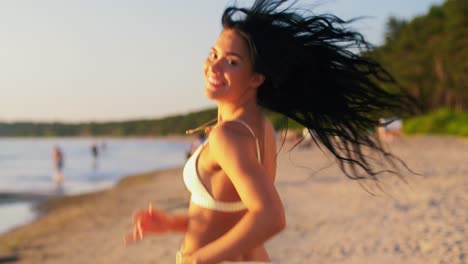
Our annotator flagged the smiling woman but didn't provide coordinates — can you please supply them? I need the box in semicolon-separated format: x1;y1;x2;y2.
125;0;416;263
204;30;265;104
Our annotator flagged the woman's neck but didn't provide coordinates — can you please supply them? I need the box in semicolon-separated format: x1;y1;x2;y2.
216;98;261;123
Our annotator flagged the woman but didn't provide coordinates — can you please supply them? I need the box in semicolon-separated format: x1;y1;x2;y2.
125;0;415;263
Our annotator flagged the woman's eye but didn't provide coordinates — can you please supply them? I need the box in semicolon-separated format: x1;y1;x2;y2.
209;52;217;60
227;59;237;66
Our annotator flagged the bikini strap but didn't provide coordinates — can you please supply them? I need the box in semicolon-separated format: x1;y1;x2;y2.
230;119;261;163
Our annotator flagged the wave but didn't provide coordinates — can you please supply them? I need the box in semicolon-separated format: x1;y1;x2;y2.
0;190;59;205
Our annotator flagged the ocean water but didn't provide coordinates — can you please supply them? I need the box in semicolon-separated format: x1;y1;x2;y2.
0;137;189;234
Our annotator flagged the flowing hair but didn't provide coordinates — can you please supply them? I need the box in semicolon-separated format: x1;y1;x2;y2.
221;0;418;179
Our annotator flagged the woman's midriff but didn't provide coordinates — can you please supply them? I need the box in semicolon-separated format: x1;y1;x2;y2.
182;205;270;262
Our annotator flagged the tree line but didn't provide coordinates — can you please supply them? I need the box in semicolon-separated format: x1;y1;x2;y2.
371;0;467;112
0;109;215;137
0;109;301;137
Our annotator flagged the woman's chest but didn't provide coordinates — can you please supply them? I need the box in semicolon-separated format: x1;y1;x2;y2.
197;145;241;201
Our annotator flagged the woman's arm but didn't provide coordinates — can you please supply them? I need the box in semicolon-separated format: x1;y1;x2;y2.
186;124;286;264
125;205;189;244
169;214;189;233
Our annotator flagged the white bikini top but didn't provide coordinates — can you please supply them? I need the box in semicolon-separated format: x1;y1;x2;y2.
183;120;261;212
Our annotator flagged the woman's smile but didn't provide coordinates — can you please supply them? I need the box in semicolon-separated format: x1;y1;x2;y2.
206;75;226;91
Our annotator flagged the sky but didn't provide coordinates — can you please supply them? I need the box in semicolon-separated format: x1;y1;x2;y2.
0;0;445;123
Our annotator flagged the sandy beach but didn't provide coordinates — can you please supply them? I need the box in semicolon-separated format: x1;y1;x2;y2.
0;135;466;264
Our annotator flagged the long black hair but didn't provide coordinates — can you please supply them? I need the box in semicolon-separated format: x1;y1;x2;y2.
221;0;418;179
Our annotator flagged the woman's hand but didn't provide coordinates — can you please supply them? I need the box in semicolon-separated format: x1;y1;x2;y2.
124;204;170;245
180;254;200;264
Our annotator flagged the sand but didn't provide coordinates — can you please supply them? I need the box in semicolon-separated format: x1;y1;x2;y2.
0;136;466;264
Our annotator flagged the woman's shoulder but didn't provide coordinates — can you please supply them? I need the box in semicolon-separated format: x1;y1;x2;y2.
209;121;252;145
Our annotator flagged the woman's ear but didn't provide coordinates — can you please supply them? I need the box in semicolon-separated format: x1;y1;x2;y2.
250;73;265;89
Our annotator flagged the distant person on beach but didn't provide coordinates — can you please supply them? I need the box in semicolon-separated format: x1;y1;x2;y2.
125;1;414;263
52;146;64;189
91;143;99;169
91;143;99;158
100;140;107;155
300;128;313;148
377;117;403;143
186;133;207;159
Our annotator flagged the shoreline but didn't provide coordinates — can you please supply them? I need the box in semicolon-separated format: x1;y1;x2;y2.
0;166;189;261
0;192;56;205
0;136;193;237
0;136;466;263
0;134;196;141
35;166;185;216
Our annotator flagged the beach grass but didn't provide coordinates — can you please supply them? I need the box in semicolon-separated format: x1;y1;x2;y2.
404;108;468;137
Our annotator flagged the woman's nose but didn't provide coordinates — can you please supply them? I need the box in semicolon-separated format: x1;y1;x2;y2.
208;58;222;73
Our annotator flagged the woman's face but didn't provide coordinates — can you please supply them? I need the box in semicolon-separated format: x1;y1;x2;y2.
203;29;264;102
